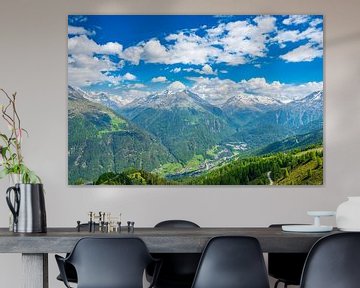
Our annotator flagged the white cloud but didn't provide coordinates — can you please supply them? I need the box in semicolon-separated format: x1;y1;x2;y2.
254;15;277;32
143;36;220;67
69;54;117;71
278;81;323;100
283;15;310;25
101;42;123;55
276;30;302;44
276;25;323;62
121;46;143;65
69;16;88;24
206;23;226;37
129;83;146;89
68;35;125;87
165;33;219;65
68;35;101;56
280;43;322;62
237;77;323;101
123;72;136;81
151;76;168;83
170;64;217;75
189;77;241;105
168;81;186;91
190;76;323;105
192;64;218;75
68;54;122;87
142;39;169;63
216;53;246;66
68;26;94;36
127;35;220;66
118;15;277;67
300;27;323;47
200;64;216;75
68;66;121;87
310;18;323;27
68;35;122;56
218;15;277;64
275;26;322;46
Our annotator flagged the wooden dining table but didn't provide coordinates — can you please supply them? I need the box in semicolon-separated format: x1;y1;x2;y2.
0;226;339;288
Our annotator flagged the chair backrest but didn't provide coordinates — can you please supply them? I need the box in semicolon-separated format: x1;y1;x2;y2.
155;220;200;228
67;237;153;288
152;220;201;285
300;232;360;288
191;236;270;288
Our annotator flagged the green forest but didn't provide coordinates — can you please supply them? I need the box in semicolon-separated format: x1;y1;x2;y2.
93;145;323;185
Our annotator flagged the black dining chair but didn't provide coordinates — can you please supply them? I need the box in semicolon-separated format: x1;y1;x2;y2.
56;223;99;284
300;232;360;288
191;236;270;288
147;220;201;288
55;237;161;288
268;224;308;288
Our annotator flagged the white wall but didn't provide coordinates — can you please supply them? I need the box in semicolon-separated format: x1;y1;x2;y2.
0;0;360;286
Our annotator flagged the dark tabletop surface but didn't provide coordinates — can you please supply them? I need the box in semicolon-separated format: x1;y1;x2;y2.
0;227;339;253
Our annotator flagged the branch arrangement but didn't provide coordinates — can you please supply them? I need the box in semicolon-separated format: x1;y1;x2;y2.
0;88;41;183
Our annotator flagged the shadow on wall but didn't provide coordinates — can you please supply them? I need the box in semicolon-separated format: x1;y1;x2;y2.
327;32;360;47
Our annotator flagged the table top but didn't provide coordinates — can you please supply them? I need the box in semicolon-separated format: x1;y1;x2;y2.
0;227;339;254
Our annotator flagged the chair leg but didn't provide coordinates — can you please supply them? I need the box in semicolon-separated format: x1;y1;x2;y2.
274;280;290;288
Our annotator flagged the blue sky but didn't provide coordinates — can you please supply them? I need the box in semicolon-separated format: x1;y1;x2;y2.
68;15;323;103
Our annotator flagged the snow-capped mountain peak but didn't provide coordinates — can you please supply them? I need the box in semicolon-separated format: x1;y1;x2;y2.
291;91;323;108
68;85;131;111
126;89;211;110
222;93;284;109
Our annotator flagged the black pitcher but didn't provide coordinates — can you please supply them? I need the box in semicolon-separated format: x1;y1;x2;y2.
6;183;47;233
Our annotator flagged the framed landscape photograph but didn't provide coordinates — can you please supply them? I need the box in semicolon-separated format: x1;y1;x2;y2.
68;15;323;185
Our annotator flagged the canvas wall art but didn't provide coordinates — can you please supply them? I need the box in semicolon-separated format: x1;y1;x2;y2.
68;15;323;185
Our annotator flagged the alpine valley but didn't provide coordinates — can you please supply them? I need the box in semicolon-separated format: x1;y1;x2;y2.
68;86;323;185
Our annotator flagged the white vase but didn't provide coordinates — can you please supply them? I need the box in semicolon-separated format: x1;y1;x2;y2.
9;173;22;186
336;197;360;231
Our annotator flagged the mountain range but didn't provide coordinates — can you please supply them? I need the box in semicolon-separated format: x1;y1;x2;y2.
68;85;323;184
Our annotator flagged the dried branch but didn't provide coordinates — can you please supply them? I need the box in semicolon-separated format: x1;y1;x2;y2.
0;88;40;183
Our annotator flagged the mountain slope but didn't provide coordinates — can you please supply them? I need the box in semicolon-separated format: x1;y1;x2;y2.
179;145;323;185
120;89;236;163
257;129;323;155
68;86;176;184
224;91;323;149
273;91;323;128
